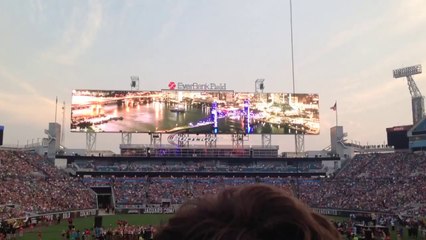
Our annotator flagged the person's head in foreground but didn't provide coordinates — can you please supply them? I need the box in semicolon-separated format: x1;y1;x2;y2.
155;184;341;240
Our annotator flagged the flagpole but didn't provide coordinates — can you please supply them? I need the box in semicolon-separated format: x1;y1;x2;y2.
55;96;58;123
335;101;338;127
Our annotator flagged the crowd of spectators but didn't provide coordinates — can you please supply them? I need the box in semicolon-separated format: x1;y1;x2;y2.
300;152;426;216
60;220;155;240
0;150;97;220
74;159;324;173
83;152;426;218
82;176;299;208
2;149;426;221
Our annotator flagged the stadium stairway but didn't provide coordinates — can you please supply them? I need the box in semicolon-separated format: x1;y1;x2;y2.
332;158;352;178
97;209;115;216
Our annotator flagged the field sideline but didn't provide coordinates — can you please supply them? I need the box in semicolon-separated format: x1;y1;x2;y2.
19;214;169;240
18;214;415;240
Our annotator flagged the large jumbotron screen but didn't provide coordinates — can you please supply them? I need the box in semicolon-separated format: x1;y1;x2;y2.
71;89;319;135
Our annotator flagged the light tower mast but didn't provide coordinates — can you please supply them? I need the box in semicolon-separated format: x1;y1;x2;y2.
61;101;65;145
121;76;140;145
289;0;304;155
255;79;271;147
393;64;423;124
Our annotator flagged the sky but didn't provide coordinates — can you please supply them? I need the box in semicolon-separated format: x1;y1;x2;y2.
1;0;426;153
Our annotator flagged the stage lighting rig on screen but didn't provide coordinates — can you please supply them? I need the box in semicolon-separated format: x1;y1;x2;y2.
393;65;422;78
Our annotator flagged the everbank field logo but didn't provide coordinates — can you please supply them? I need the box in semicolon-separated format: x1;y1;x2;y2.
167;81;227;91
167;134;217;146
168;81;177;90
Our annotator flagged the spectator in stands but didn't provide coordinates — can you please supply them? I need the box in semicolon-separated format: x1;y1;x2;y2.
155;184;341;240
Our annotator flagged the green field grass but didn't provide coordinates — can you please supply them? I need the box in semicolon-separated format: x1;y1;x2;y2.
18;214;418;240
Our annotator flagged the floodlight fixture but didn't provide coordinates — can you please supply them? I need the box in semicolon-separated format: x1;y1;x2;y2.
393;64;422;79
393;64;424;124
130;75;140;90
255;79;265;93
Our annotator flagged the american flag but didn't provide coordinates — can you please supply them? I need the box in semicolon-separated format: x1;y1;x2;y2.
330;102;337;111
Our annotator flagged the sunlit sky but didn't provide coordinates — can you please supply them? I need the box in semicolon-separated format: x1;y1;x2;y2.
1;0;426;153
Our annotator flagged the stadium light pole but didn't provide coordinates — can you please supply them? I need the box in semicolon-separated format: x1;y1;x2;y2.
255;79;271;147
130;76;140;91
123;75;140;145
393;64;424;124
54;96;58;124
61;101;65;145
289;0;295;94
289;0;304;156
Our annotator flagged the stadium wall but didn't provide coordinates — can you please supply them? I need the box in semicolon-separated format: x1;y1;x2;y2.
76;170;326;178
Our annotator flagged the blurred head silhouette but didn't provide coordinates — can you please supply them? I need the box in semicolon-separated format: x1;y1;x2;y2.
155;184;341;240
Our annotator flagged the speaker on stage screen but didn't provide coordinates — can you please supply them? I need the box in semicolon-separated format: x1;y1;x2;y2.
0;125;4;146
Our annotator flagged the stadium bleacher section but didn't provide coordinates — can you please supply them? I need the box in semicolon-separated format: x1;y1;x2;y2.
81;152;426;218
1;148;425;221
301;152;426;216
0;150;97;220
72;159;324;174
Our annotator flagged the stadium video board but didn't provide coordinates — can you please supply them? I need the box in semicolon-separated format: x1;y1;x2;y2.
232;92;319;134
71;89;319;135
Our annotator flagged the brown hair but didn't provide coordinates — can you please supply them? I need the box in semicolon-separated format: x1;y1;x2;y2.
155;184;341;240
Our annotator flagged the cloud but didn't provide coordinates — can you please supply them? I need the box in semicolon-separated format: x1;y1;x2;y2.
157;1;187;41
42;0;103;65
299;16;386;68
0;67;55;126
307;0;426;122
29;0;45;23
300;0;426;68
351;81;403;110
339;34;426;115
